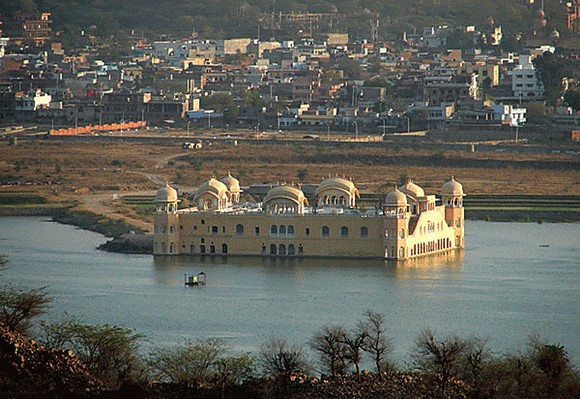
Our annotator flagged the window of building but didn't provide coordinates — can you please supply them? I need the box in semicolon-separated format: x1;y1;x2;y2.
287;225;294;236
360;226;368;237
288;244;295;256
170;243;175;254
222;243;228;254
400;229;405;238
270;225;277;235
279;244;286;255
270;244;277;255
200;245;206;254
222;226;226;233
236;224;244;235
201;219;205;224
279;225;286;236
212;226;218;234
340;226;349;238
305;228;310;236
255;226;260;235
322;226;330;238
210;244;216;254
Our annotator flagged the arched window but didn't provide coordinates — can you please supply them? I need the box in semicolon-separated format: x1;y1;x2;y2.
279;225;286;236
200;245;206;254
211;225;218;234
170;243;175;253
279;244;286;255
340;226;349;238
161;242;166;254
236;224;244;235
321;226;330;238
222;243;228;254
270;244;277;255
210;244;216;254
288;244;295;255
360;226;368;237
287;225;295;236
270;225;278;235
400;229;405;238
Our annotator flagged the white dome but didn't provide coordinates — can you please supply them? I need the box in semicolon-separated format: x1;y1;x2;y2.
441;177;464;196
156;183;178;202
385;188;408;206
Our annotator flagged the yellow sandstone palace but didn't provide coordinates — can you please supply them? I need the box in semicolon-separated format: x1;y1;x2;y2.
153;175;465;260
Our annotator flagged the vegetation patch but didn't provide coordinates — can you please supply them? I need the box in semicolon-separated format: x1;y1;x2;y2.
53;209;145;238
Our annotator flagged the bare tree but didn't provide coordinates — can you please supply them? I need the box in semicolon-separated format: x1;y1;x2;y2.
0;284;51;335
360;310;393;374
413;328;467;399
310;325;349;377
258;338;309;383
340;328;368;376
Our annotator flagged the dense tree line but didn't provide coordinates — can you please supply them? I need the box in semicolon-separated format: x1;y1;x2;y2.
0;284;578;398
2;0;564;48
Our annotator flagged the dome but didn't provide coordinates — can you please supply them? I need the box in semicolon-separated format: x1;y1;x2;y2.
441;177;464;196
384;188;408;207
195;178;229;199
315;177;359;196
263;185;308;205
399;180;425;198
156;183;178;202
221;173;240;192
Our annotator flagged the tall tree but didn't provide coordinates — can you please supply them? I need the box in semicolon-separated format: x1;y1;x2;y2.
360;310;393;374
413;329;468;399
258;337;309;383
0;285;51;335
533;52;566;106
310;325;349;377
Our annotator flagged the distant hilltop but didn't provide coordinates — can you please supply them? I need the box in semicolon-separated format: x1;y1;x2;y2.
0;0;570;42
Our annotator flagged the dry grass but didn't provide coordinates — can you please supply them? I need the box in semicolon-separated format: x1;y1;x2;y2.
1;139;578;200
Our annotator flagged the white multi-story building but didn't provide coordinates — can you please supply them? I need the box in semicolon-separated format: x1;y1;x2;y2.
510;55;544;99
493;104;527;126
14;89;51;111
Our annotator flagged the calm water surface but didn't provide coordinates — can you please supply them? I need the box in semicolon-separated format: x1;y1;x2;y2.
0;217;578;364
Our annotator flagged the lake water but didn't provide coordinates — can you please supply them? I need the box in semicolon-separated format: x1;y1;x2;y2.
0;217;578;365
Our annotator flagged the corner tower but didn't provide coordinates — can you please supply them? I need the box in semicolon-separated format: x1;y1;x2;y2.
154;183;180;255
383;187;411;259
441;177;465;249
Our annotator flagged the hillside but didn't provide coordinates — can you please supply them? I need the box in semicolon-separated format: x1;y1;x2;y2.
0;0;570;43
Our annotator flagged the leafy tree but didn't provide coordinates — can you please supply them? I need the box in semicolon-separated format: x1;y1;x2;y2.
529;337;575;399
360;310;393;374
40;317;143;387
258;337;309;383
533;52;566;106
0;285;51;335
148;338;230;387
563;90;580;111
296;168;308;181
310;325;349;377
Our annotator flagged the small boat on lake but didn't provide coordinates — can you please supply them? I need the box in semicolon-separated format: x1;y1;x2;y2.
185;272;206;287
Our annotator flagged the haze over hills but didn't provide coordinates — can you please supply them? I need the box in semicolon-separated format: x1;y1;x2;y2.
0;0;569;42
